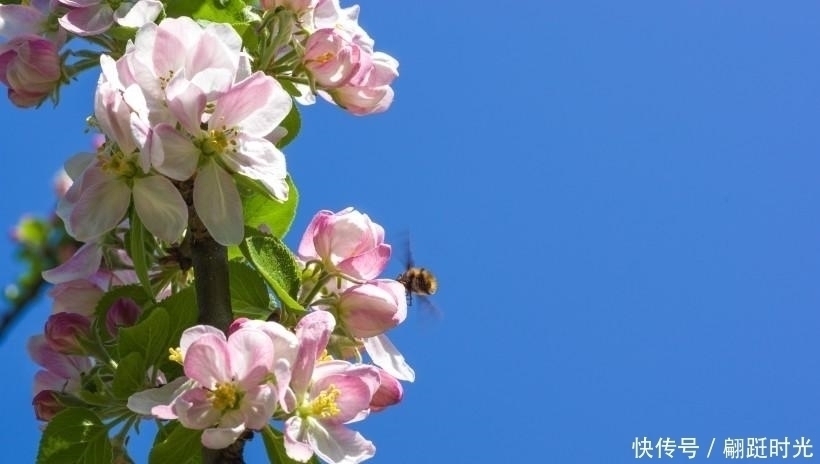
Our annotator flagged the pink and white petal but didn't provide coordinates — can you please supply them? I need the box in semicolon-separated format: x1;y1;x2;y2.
193;161;244;246
211;72;291;137
223;136;288;200
127;376;191;417
63;152;96;181
240;384;277;430
284;416;315;462
0;5;44;38
226;329;274;384
311;374;374;424
362;334;415;382
152;123;199;180
58;0;101;8
201;424;247;449
165;77;208;135
175;387;221;429
291;311;336;395
114;0;161;28
309;423;375;464
297;210;331;259
184;333;232;388
336;243;391;281
180;325;225;357
132;176;188;243
69;178;131;241
58;4;114;36
42;241;103;284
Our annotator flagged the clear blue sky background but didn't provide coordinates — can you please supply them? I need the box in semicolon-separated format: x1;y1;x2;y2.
2;1;820;462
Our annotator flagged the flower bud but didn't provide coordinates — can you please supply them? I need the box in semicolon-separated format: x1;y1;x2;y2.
44;312;91;354
298;207;390;280
32;390;64;422
370;368;403;412
0;35;61;108
105;298;141;337
337;280;406;338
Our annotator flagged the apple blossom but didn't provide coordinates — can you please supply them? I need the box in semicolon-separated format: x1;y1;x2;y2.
57;0;161;36
162;327;279;449
0;0;66;45
328;51;398;116
281;311;380;464
298;207;391;281
0;35;61;107
304;28;371;89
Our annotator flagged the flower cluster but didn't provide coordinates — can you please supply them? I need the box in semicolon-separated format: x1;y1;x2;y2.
6;1;412;462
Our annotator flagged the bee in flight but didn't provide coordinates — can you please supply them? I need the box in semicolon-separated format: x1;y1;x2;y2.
396;237;441;318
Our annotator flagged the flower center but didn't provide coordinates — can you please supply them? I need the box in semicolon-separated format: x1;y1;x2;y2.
307;384;341;418
199;128;238;159
99;150;138;179
315;52;335;65
209;382;241;412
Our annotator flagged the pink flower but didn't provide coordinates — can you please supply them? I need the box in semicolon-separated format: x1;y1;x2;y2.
0;0;66;45
304;29;371;89
283;311;380;464
57;0;161;36
328;52;398;116
44;312;91;354
0;35;61;107
169;327;279;449
42;240;103;284
311;0;374;52
336;280;406;338
298;207;391;281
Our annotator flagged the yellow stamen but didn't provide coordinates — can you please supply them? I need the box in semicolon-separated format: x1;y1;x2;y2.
308;385;341;418
168;347;183;364
209;382;241;411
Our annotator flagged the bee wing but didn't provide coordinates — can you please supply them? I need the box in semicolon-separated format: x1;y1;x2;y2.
394;230;415;268
415;294;443;323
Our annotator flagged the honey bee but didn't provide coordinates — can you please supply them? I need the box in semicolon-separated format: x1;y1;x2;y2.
396;237;441;318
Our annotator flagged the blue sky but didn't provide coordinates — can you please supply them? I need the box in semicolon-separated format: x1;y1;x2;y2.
2;1;820;462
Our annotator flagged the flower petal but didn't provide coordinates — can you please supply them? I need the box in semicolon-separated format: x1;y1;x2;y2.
309;422;375;464
184;333;232;388
193;161;243;246
132;175;188;243
362;334;415;382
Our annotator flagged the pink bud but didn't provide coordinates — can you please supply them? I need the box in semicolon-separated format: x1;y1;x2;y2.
32;390;64;421
337;280;406;338
330;52;398;116
304;29;370;89
298;207;391;280
44;312;91;354
370;368;403;412
105;298;141;337
0;35;61;108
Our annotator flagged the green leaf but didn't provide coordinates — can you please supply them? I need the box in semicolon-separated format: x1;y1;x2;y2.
111;351;147;399
37;408;113;464
240;235;303;311
276;103;301;148
127;210;154;298
165;0;247;23
239;175;299;239
149;422;202;464
118;307;170;367
153;286;198;375
228;260;271;319
261;425;319;464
